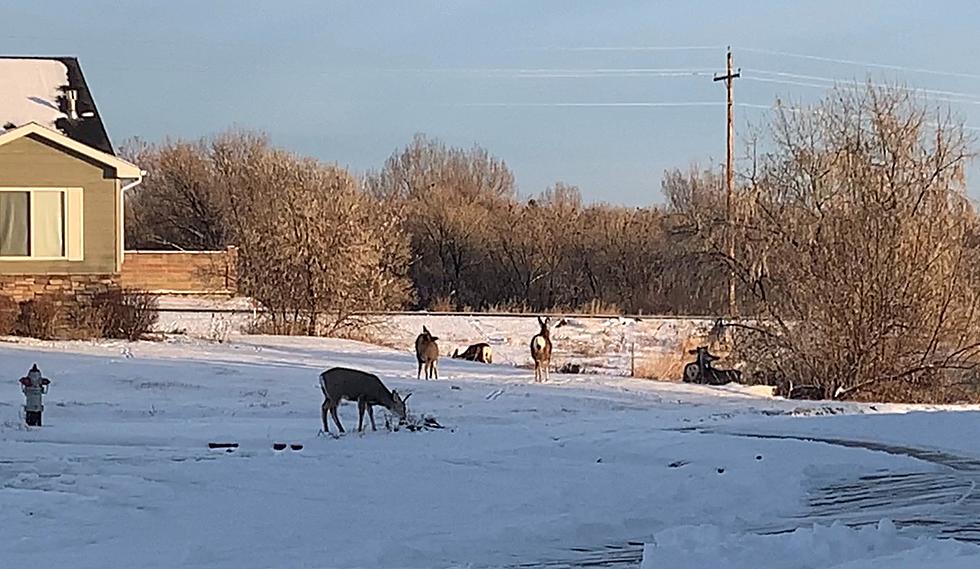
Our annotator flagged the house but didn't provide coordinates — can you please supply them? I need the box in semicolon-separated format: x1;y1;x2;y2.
0;56;143;306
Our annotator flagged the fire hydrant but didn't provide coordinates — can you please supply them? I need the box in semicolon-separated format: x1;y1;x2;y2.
19;364;51;427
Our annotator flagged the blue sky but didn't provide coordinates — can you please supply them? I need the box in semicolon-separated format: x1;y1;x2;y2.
4;1;979;204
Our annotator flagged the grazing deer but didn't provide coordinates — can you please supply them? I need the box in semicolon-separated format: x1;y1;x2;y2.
415;326;440;380
530;316;553;382
319;367;410;434
452;342;493;364
682;346;741;386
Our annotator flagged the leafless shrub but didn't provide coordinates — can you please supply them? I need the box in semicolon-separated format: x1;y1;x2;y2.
17;295;64;340
94;290;160;341
673;83;980;402
0;296;17;335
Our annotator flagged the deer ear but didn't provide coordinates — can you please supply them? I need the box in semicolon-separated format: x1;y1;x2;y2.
403;393;412;402
688;349;698;354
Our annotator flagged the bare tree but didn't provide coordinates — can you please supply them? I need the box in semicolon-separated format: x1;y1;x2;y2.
685;84;980;401
122;137;236;250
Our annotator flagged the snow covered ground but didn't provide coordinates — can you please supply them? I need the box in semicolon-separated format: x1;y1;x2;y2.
2;334;980;568
153;296;722;379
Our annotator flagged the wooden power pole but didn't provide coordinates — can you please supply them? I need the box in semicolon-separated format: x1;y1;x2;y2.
714;47;740;317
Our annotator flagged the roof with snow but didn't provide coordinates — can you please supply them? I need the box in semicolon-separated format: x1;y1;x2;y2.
0;56;115;155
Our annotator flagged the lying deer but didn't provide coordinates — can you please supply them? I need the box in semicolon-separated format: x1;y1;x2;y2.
682;346;741;386
319;367;410;435
415;326;440;380
530;316;553;382
452;342;493;364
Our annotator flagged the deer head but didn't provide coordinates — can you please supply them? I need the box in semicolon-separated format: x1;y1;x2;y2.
422;326;438;342
390;390;411;419
537;316;550;338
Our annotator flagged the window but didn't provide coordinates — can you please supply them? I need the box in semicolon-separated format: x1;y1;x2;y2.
0;188;81;260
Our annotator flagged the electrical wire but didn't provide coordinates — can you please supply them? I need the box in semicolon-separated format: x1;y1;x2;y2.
738;46;980;80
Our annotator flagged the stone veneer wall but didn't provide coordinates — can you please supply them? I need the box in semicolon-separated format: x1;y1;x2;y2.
0;274;118;302
0;274;118;338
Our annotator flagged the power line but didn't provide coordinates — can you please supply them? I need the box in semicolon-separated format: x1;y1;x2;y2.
742;76;980;106
520;45;724;52
454;101;725;108
747;69;980;102
738;46;980;81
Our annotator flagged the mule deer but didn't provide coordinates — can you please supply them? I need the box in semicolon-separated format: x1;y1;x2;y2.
415;326;440;379
452;342;493;364
682;346;741;386
319;367;410;434
530;316;553;382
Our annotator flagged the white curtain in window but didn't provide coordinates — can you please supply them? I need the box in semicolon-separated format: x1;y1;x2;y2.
33;191;65;257
0;192;29;256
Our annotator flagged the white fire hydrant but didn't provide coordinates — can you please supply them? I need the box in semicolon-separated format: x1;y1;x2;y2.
19;364;51;427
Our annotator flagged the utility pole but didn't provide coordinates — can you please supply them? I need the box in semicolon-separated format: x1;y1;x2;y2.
714;46;740;318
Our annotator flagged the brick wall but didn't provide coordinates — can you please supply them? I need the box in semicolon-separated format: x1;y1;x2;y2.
119;247;238;295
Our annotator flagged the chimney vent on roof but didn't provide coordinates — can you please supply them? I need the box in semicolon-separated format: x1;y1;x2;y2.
66;88;79;120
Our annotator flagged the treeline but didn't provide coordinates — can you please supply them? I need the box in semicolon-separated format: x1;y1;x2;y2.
124;134;730;317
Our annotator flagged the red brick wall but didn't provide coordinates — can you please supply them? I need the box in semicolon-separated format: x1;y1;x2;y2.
119;247;238;295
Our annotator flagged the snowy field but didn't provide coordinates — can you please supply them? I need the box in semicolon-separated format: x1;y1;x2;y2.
153;296;722;378
2;334;980;568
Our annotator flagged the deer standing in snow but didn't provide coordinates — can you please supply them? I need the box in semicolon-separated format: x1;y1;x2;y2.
530;316;553;382
415;326;440;379
452;342;493;364
319;367;410;434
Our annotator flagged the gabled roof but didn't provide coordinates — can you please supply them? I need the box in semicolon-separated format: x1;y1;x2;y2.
0;56;115;154
0;122;142;179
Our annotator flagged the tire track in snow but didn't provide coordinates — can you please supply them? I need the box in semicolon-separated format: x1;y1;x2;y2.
502;431;980;569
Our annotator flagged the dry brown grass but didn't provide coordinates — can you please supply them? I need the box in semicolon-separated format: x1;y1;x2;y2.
633;334;703;380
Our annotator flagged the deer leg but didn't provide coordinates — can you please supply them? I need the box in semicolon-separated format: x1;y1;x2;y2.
417;360;423;380
367;405;377;431
433;361;439;380
330;403;345;434
357;399;367;432
321;398;332;434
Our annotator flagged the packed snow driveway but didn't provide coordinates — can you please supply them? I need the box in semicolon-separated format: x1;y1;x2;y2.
1;336;979;568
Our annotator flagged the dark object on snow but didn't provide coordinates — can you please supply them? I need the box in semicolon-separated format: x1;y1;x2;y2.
290;444;303;451
403;414;444;432
450;385;461;390
682;347;741;385
596;458;603;463
668;460;690;468
755;455;763;461
774;381;824;400
273;443;287;451
19;364;51;427
452;343;493;364
558;362;584;374
717;468;725;474
208;442;239;449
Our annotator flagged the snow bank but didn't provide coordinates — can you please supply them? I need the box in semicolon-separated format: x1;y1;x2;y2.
642;520;980;569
